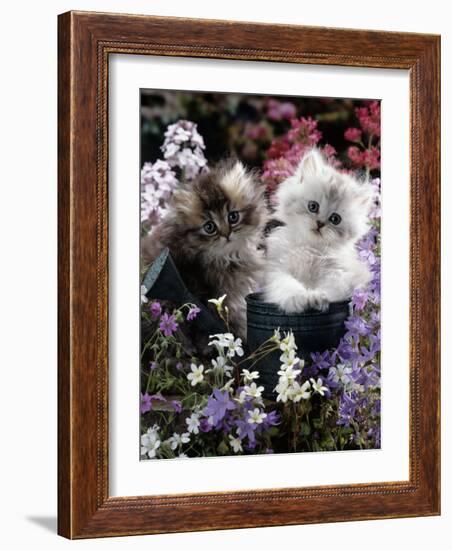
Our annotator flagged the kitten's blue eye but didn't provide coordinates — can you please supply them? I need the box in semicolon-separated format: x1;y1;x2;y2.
308;201;319;213
228;210;240;225
329;213;342;225
203;221;217;235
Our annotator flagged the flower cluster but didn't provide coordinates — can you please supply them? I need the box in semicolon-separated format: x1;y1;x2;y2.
262;116;337;194
140;120;208;231
161;120;208;181
344;100;381;173
141;160;178;226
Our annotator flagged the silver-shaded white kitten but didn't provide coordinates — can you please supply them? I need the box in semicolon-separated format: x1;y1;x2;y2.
264;149;374;313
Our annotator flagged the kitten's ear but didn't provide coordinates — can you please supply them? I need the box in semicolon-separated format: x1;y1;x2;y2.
221;159;264;202
170;188;198;217
297;149;326;180
231;159;247;180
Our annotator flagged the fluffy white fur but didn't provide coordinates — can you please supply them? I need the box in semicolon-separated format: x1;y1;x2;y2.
264;149;374;313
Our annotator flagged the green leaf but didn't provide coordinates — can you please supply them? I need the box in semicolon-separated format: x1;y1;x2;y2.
300;422;311;437
312;417;323;429
217;440;229;455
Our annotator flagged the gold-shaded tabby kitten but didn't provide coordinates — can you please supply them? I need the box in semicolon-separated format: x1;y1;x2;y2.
142;159;267;338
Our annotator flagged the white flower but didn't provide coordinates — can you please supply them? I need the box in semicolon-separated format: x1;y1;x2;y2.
208;332;243;358
310;377;328;396
228;434;243;453
280;350;302;368
291;380;312;402
185;413;200;434
209;332;234;348
221;378;235;393
247;408;267;425
208;294;227;312
271;328;282;343
242;369;260;383
277;365;301;384
236;390;247;404
140;285;148;305
275;380;292;403
168;432;190;450
244;382;264;400
279;332;297;354
187;363;204;386
211;356;234;378
226;337;244;358
140;425;161;458
178;452;189;459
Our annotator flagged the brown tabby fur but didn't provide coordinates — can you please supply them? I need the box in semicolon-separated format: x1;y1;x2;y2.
142;160;268;339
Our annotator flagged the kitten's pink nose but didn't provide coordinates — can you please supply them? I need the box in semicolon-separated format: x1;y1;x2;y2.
316;220;325;229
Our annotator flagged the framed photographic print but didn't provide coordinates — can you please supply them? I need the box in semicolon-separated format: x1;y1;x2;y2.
58;11;440;538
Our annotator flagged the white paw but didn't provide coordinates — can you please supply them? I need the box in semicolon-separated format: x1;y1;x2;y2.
278;293;310;313
307;290;329;312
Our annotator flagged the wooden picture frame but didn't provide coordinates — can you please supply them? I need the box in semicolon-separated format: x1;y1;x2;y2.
58;10;440;538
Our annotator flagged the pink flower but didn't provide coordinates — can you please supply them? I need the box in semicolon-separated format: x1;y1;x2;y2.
320;144;341;167
287;116;322;144
355;101;381;137
244;122;270;141
363;146;381;170
266;138;291;160
347;146;364;166
344;127;362;142
266;99;297;121
262;157;296;189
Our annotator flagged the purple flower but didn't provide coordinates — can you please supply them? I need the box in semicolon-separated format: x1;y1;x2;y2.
336;337;360;364
367;426;381;448
262;410;281;429
149;361;158;371
170;400;182;413
370;310;380;326
203;389;236;428
186;306;201;321
199;418;213;433
337;393;357;427
150;301;162;319
245;440;257;451
149;393;166;407
234;418;257;444
372;399;381;416
175;362;183;371
140;393;152;414
310;350;333;371
159;312;178;337
344;315;370;339
358;333;380;363
352;289;369;311
359;248;377;266
369;330;381;351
